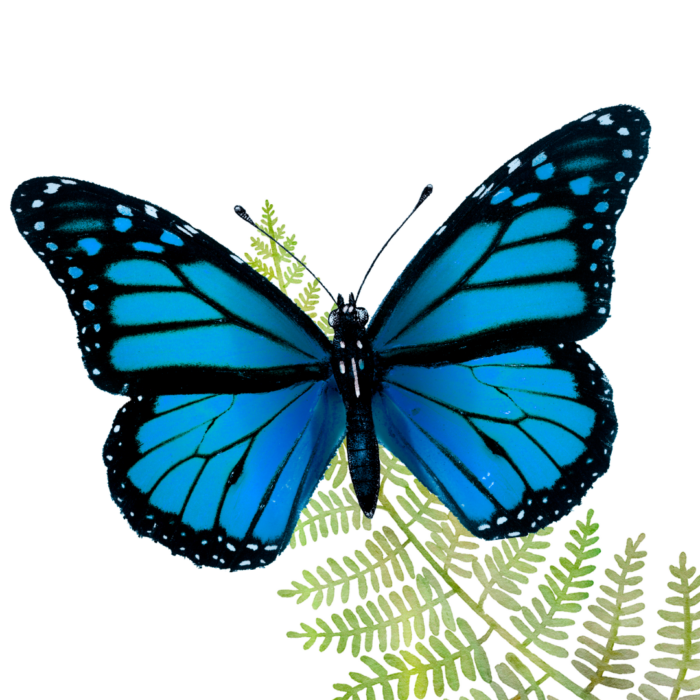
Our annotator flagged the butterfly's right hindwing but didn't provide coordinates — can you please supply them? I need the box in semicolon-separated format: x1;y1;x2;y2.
373;343;616;538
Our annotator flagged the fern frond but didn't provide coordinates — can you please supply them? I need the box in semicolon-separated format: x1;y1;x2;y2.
397;478;450;534
379;447;414;489
497;653;547;700
625;551;700;700
277;526;416;610
471;525;554;612
324;441;349;488
426;511;479;579
508;508;603;660
570;532;648;690
331;620;498;700
243;197;333;338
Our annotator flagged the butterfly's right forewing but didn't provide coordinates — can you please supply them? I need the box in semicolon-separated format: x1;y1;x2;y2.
369;106;650;366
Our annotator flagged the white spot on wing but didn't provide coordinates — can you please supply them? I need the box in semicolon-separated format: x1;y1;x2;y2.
507;158;521;173
598;114;613;125
44;183;61;194
145;204;158;217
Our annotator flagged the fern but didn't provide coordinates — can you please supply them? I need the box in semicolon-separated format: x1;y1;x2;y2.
244;199;330;328
325;441;350;487
249;200;700;700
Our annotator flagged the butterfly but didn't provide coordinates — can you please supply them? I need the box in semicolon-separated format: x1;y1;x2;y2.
11;105;649;571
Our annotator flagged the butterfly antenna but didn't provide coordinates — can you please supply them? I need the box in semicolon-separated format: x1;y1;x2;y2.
355;184;433;303
234;205;336;304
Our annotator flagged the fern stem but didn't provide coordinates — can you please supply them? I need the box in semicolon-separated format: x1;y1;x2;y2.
668;559;692;700
509;672;551;700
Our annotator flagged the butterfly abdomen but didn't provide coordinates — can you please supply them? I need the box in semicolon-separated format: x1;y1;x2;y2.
329;295;380;518
345;402;381;519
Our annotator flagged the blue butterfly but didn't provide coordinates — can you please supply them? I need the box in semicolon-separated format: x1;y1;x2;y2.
11;105;649;570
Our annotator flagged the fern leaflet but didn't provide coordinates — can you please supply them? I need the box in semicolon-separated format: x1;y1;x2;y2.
426;511;480;580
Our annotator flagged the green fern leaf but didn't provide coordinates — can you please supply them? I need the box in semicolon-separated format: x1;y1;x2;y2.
243;252;276;281
294;278;322;317
324;441;349;488
284;259;306;287
380;447;413;489
426;511;480;579
397;478;450;534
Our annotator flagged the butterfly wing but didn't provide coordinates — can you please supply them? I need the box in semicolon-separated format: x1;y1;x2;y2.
368;106;650;365
373;344;614;538
369;105;649;536
106;380;346;569
11;177;332;395
12;176;344;569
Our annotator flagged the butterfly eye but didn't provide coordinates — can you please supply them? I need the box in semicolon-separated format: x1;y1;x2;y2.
356;308;369;326
328;308;340;328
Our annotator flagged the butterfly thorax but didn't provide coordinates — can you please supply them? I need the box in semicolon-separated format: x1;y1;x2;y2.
329;294;380;518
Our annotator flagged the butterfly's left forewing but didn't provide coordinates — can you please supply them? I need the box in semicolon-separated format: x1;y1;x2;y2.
11;177;332;395
12;176;346;569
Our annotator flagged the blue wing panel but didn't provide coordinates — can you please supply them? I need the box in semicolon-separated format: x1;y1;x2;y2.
372;343;616;538
11;177;332;396
369;106;650;364
104;378;346;570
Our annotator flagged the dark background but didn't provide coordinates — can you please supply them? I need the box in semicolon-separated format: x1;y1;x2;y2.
10;100;684;698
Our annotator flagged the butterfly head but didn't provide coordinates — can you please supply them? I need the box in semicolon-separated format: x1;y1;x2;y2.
329;293;369;331
328;292;373;401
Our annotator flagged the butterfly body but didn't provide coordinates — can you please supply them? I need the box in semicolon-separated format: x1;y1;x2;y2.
11;105;650;570
329;293;380;517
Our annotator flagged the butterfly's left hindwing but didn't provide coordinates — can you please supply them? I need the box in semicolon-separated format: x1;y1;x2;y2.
105;378;346;570
11;177;332;396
